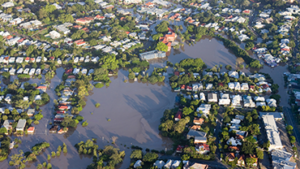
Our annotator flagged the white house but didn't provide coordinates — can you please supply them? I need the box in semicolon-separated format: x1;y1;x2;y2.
49;30;61;39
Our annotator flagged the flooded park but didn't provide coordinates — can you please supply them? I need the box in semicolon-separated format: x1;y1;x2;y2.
0;36;290;169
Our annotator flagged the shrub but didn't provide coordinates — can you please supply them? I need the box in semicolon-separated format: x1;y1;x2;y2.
94;83;104;88
82;121;88;127
95;103;100;108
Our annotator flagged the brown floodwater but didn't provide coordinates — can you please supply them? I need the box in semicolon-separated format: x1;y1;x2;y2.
0;36;289;169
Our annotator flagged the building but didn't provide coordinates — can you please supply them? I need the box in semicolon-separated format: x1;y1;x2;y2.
187;129;207;143
75;17;94;25
188;163;208;169
272;149;296;169
16;119;26;132
27;109;35;117
139;50;166;61
2;2;14;8
49;30;60;39
262;115;283;151
123;0;141;4
27;127;35;134
207;93;218;102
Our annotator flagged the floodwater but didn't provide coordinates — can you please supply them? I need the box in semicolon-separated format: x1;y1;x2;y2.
168;36;239;68
1;36;290;169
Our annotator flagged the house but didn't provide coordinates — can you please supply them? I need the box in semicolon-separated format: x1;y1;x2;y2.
237;155;245;167
164;160;172;169
49;30;60;39
241;83;249;90
27;127;35;134
199;93;205;101
227;153;235;162
219;93;230;106
187;129;207;143
227;137;242;146
74;39;86;46
123;0;142;4
176;145;184;153
153;160;165;169
247;154;258;167
171;160;181;168
206;83;213;90
134;160;142;168
197;104;211;116
2;120;13;131
27;109;35;117
16;119;26;132
75;17;94;25
175;111;182;121
262;115;283;151
36;86;47;92
2;2;14;8
207;93;218;102
195;143;210;154
193;117;204;125
188;163;208;169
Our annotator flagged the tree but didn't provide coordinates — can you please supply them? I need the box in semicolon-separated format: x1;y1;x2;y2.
155;42;168;52
155;21;169;33
130;150;142;159
95;103;100;108
290;136;296;144
9;150;25;167
34;113;44;121
242;142;256;154
142;152;158;162
256;148;264;159
152;33;163;41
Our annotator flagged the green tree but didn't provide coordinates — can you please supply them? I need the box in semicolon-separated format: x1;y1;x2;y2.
155;42;168;52
142;152;158;162
130;150;142;159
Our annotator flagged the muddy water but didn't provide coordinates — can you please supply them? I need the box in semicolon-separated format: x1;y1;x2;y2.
168;36;239;68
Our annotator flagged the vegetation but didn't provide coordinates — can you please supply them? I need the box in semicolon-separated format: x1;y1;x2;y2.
76;140;125;168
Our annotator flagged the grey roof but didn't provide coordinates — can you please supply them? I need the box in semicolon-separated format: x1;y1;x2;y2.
272;149;293;161
187;129;206;138
260;112;283;119
16;119;26;130
27;109;35;115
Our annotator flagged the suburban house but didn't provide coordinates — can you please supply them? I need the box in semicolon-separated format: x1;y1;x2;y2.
27;109;35;117
27;127;35;134
197;104;211;116
75;17;94;25
174;111;182;121
207;93;218;102
16;119;26;132
187;129;207;143
195;143;210;154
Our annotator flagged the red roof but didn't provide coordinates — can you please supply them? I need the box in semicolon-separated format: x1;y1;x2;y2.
27;127;35;132
65;68;73;74
174;71;180;76
176;145;184;152
36;86;47;89
58;105;68;109
197;143;210;151
175;111;182;120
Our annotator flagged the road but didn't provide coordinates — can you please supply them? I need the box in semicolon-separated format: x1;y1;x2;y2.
283;106;300;167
